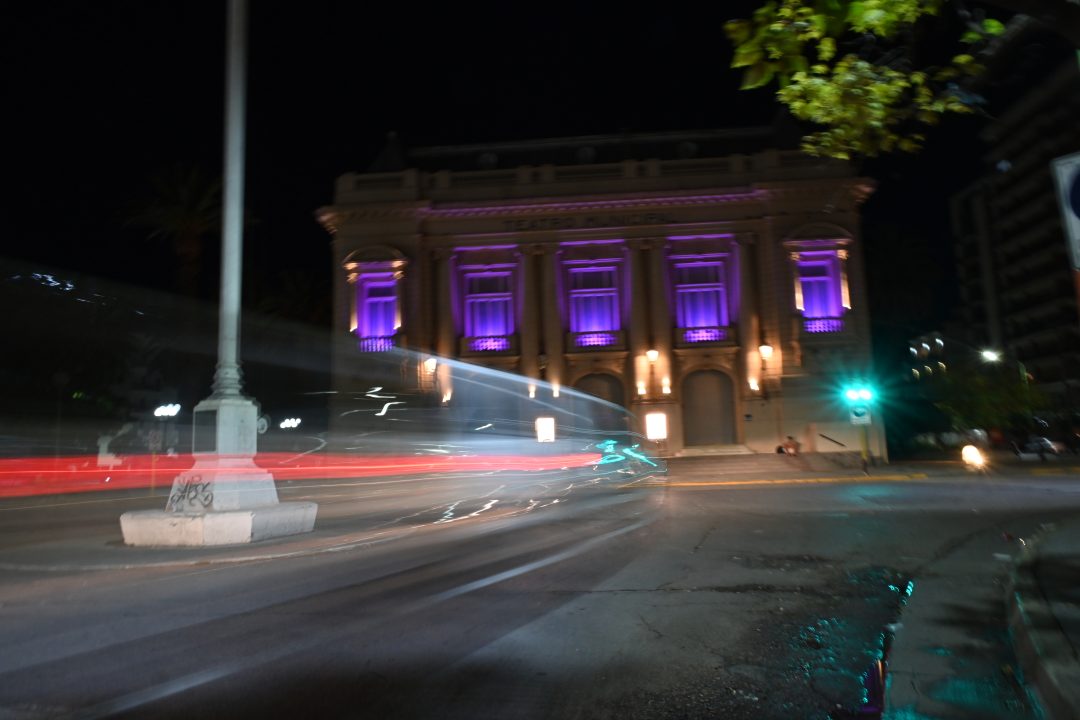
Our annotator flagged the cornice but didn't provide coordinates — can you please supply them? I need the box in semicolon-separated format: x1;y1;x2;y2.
753;178;876;206
316;202;431;232
422;190;764;220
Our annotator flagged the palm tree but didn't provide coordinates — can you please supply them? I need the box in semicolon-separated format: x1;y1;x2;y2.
126;163;222;297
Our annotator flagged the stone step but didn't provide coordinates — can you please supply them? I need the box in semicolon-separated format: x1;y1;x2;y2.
676;444;755;457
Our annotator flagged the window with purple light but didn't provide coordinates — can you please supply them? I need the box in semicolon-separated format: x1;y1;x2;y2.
675;262;728;326
670;260;731;343
356;272;398;349
793;249;848;333
464;271;514;351
796;252;842;317
568;266;620;346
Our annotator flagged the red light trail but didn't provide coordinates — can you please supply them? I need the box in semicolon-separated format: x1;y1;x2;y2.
0;452;604;499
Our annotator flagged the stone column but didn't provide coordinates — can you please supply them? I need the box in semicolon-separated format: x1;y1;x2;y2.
434;248;456;399
737;234;758;391
540;244;564;390
627;239;650;398
519;245;541;379
400;243;427;353
647;239;673;392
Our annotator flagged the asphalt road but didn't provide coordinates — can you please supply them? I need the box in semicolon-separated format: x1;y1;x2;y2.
1;460;1079;720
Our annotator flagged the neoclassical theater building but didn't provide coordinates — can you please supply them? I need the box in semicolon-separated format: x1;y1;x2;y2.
317;128;885;457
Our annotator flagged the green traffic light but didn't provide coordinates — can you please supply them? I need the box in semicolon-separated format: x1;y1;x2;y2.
843;385;874;403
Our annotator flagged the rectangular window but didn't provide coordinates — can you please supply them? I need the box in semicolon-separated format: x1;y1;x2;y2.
797;251;842;319
357;272;398;351
464;271;513;351
674;261;728;331
568;267;619;334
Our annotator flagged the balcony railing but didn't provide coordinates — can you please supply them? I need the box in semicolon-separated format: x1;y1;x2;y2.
460;335;519;355
357;335;397;352
567;330;626;351
802;317;845;334
675;326;736;347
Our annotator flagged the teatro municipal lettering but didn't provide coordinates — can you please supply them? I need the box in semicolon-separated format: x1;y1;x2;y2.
503;212;675;232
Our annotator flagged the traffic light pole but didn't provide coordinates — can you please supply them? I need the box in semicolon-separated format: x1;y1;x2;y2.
859;424;870;475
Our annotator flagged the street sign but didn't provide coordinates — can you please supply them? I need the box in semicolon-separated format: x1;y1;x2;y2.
850;405;871;425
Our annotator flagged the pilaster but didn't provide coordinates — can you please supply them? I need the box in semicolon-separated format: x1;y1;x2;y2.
519;244;542;379
540;244;564;389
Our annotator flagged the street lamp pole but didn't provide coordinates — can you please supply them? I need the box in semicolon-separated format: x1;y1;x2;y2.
119;0;316;546
211;0;248;400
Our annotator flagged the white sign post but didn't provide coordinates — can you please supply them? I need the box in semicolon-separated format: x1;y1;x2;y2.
850;406;871;425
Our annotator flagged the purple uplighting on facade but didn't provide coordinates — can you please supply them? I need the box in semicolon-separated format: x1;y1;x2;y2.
567;266;620;336
469;336;511;351
668;234;735;242
575;332;617;347
673;260;729;330
357;271;398;343
684;328;727;343
463;271;514;341
454;244;520;252
804;318;844;333
797;251;842;319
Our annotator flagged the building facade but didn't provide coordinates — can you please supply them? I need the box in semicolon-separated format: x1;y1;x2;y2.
950;55;1080;409
317;130;883;456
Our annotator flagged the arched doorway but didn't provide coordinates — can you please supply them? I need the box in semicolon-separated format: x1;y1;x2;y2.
574;373;627;434
681;370;735;446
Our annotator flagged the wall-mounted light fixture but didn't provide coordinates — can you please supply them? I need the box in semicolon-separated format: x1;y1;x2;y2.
646;349;659;363
645;412;668;441
758;344;774;360
535;417;556;442
423;357;438;373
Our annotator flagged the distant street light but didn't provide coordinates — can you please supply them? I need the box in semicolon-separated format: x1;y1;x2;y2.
979;348;1028;386
154;403;181;418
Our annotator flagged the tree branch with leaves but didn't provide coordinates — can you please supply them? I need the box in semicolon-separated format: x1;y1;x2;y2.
723;0;1037;158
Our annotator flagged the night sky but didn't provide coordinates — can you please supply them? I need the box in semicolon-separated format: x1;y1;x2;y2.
4;1;993;336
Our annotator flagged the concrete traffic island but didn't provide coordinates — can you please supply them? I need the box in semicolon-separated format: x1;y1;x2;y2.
120;502;317;547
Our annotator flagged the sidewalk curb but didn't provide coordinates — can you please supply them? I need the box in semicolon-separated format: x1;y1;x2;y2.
1007;529;1080;720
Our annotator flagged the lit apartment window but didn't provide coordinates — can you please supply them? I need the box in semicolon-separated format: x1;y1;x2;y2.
793;249;850;333
464;271;514;351
567;265;620;347
674;261;729;342
356;271;399;351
